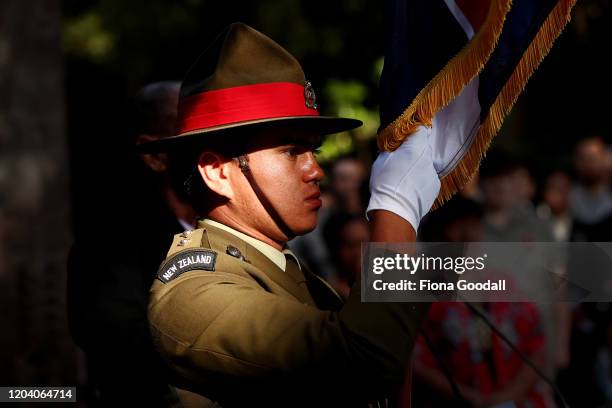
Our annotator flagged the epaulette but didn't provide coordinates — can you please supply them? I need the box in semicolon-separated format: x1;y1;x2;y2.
166;228;207;257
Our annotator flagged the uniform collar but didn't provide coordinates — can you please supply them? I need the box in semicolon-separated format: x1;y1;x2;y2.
202;218;298;272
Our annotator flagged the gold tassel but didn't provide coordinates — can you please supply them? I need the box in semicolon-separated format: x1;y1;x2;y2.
377;0;513;152
432;0;577;209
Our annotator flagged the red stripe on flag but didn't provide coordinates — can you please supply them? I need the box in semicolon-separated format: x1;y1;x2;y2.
455;0;490;32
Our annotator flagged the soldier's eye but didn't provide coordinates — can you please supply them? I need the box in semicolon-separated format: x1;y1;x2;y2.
281;146;301;158
281;144;317;158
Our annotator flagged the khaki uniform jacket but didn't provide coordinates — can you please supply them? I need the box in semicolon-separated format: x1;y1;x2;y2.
148;220;428;407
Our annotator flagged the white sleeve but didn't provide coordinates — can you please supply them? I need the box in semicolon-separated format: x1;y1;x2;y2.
366;125;440;231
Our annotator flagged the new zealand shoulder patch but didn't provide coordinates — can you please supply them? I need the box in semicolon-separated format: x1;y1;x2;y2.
157;249;217;283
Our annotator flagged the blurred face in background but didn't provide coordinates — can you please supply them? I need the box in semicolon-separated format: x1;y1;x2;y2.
136;82;181;176
575;137;608;186
513;167;536;204
332;158;365;196
481;173;516;211
319;188;337;212
331;158;366;212
460;172;480;200
337;218;370;283
605;148;612;184
543;171;571;216
443;216;483;242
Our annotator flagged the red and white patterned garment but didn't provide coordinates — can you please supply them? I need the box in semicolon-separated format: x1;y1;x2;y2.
414;302;554;408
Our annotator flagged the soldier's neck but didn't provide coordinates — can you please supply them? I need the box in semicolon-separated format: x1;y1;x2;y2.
160;184;197;228
206;209;285;251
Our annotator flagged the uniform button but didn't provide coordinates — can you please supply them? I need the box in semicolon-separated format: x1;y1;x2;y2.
178;239;191;246
226;245;244;259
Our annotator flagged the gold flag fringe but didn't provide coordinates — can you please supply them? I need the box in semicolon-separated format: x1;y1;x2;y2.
377;0;512;152
433;0;577;209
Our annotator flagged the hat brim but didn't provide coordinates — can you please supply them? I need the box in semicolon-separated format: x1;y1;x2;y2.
137;115;363;153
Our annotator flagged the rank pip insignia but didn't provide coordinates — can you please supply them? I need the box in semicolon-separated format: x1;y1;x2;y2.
304;80;317;110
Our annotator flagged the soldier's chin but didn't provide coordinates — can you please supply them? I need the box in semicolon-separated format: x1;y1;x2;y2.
291;217;318;237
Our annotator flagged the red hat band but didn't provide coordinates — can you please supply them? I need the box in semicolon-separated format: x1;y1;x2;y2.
177;82;320;135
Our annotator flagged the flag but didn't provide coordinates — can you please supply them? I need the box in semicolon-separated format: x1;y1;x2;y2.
378;0;576;207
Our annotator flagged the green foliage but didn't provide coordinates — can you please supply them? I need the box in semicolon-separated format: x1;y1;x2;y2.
63;0;384;161
317;132;354;163
64;12;115;62
316;78;379;163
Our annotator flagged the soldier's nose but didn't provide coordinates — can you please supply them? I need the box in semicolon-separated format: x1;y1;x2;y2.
303;152;324;183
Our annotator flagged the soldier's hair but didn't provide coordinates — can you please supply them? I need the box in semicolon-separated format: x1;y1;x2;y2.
167;140;247;215
167;149;211;215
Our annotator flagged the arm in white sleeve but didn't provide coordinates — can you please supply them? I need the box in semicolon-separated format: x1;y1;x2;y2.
367;125;440;231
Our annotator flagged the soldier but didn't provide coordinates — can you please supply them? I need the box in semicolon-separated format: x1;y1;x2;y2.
142;23;440;407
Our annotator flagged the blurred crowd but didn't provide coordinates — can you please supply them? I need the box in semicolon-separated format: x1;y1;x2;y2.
69;82;612;407
294;135;612;407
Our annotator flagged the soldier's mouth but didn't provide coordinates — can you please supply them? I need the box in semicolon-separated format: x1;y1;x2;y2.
304;191;322;208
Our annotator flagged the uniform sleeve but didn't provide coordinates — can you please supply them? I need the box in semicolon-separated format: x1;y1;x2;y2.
148;266;429;401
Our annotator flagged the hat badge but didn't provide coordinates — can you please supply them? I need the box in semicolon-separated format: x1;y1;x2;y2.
304;80;317;110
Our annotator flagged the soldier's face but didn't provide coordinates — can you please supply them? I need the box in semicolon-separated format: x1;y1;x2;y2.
233;131;325;240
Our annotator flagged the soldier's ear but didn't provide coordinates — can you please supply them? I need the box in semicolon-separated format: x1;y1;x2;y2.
197;151;234;200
